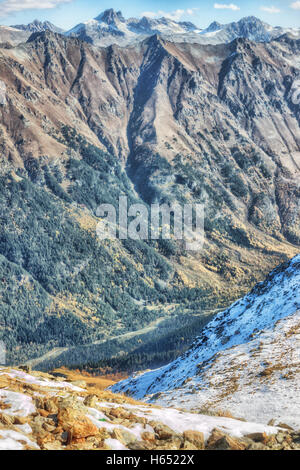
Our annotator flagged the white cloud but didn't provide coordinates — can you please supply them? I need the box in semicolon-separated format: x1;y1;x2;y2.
214;3;240;11
260;6;281;13
0;0;73;17
141;8;197;22
290;1;300;9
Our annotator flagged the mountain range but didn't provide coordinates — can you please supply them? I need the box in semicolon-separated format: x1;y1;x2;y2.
0;11;298;372
1;10;299;48
0;20;63;46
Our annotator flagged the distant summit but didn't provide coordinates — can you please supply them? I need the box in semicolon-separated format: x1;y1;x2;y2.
204;21;223;33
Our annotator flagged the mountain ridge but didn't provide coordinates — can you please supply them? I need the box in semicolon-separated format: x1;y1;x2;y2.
112;255;300;427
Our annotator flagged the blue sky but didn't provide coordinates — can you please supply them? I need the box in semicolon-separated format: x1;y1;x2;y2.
0;0;299;29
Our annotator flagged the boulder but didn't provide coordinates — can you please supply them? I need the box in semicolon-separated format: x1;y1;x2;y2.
129;441;156;450
18;365;32;373
182;441;198;450
13;416;28;425
57;408;98;440
44;399;58;414
83;395;98;408
0;413;14;426
183;430;205;449
111;428;137;446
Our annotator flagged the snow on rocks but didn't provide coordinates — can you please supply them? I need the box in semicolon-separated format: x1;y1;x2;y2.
0;368;84;392
0;81;6;106
112;255;300;427
89;400;279;442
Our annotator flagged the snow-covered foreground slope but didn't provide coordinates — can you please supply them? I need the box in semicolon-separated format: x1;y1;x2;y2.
112;255;300;427
1;367;294;450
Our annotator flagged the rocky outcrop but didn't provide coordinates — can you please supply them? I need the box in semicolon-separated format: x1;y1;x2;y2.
12;20;64;34
0;31;299;366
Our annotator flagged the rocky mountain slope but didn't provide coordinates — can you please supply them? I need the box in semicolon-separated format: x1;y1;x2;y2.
12;20;64;34
0;366;299;450
65;10;300;47
0;29;299;365
112;255;300;428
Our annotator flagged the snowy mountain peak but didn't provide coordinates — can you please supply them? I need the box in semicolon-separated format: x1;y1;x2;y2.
178;21;199;32
94;9;125;25
205;21;223;33
199;15;300;42
65;13;299;47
